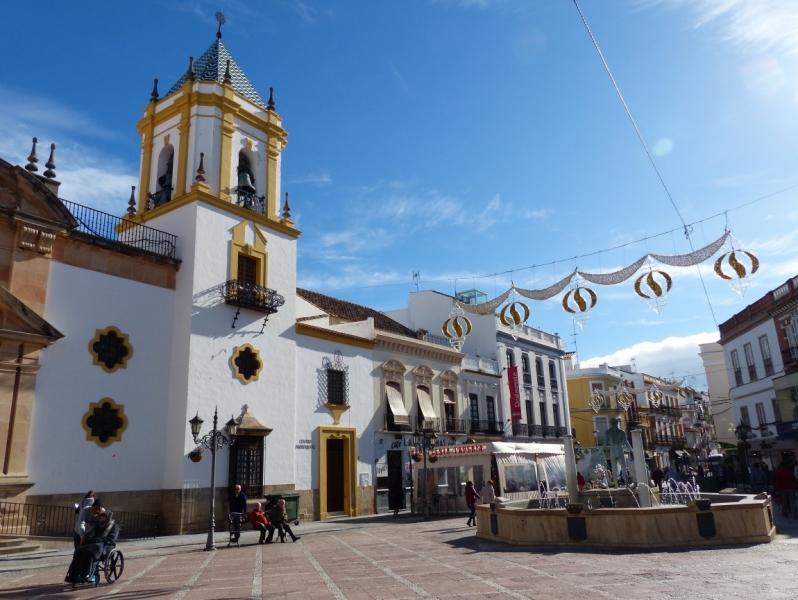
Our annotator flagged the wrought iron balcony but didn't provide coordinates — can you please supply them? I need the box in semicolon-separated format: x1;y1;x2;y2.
783;347;798;368
522;373;532;385
382;414;442;433
556;426;568;438
147;187;172;210
747;364;758;381
470;420;505;436
543;426;557;438
764;357;774;376
733;368;744;386
221;280;285;315
444;418;467;434
235;190;266;216
61;199;177;259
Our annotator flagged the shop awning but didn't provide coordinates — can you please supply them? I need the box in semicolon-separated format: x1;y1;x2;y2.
386;385;409;426
492;441;563;455
417;387;437;421
443;391;456;404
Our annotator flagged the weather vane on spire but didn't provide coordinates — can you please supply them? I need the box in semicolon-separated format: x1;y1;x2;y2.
215;11;226;39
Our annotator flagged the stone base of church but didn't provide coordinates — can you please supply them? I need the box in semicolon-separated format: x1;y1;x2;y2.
27;485;377;535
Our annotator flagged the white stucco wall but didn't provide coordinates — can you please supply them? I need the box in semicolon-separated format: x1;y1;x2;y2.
30;262;176;494
294;337;375;490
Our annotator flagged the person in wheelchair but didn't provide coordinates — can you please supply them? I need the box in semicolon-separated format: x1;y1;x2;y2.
65;506;119;585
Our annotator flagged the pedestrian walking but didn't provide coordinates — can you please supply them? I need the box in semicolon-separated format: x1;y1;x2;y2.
73;491;95;552
775;461;798;519
465;481;479;526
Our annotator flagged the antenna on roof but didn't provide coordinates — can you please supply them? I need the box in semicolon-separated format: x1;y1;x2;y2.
412;271;420;291
215;11;226;39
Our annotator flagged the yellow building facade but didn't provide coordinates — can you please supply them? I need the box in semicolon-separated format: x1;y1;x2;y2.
564;360;629;448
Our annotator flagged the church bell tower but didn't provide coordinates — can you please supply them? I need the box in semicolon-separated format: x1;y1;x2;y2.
130;24;292;229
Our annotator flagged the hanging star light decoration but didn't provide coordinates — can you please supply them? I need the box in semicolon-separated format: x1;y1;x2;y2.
589;389;605;413
562;277;597;329
714;233;759;297
634;259;672;315
442;303;472;351
616;386;635;411
499;292;530;340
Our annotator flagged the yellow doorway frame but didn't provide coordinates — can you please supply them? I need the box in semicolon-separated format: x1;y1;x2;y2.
318;426;358;521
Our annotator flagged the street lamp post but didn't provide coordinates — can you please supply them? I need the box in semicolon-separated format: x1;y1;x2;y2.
412;422;437;520
735;421;752;487
189;408;238;551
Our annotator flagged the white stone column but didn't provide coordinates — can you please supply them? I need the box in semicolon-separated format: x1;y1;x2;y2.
631;428;650;508
562;434;579;504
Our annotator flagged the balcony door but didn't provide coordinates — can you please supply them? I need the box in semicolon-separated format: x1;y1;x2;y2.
486;396;496;433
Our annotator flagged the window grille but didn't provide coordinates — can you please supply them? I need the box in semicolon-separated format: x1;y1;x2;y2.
321;351;349;405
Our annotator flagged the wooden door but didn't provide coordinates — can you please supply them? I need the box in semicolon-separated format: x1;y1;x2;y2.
326;439;345;512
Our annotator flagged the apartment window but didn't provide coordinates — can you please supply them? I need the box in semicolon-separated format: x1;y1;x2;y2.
731;350;743;386
744;343;757;381
548;360;558;390
594;416;609;445
535;357;545;387
772;398;782;423
740;405;751;427
759;335;774;376
486;396;496;427
469;393;480;423
506;350;514;368
327;369;345;405
552;404;560;430
755;402;768;436
525;399;534;425
539;402;548;427
521;354;530;373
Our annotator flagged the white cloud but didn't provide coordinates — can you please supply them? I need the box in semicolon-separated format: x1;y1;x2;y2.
581;331;718;387
290;171;332;184
648;0;798;57
0;86;136;214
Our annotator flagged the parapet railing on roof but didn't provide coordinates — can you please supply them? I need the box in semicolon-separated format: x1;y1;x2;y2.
61;199;178;260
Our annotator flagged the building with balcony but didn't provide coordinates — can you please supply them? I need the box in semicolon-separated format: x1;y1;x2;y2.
384;289;570;448
719;275;798;469
564;359;629;449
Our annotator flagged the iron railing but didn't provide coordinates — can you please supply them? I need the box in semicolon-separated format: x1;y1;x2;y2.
220;280;285;314
235;190;266;216
747;364;758;381
61;199;178;259
522;373;532;385
383;414;442;433
0;502;157;539
733;368;744;386
764;357;774;376
420;332;451;348
783;347;798;367
470;420;504;435
511;422;563;438
537;376;546;387
147;187;172;210
543;426;557;438
443;419;467;434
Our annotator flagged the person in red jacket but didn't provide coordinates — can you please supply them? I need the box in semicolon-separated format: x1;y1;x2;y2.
774;461;798;519
249;502;275;544
465;481;479;527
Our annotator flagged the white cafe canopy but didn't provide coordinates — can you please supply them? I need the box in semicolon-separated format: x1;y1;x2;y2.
491;441;564;456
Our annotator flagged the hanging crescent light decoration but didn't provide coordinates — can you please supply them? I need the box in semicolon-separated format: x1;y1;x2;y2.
714;234;759;297
442;303;472;352
646;385;663;408
617;386;635;411
679;386;696;399
589;389;604;413
562;279;597;329
499;299;530;340
634;261;673;315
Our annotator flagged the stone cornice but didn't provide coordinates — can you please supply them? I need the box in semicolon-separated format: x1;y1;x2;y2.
374;331;463;364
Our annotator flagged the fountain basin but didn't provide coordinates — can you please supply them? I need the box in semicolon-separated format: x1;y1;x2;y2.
476;494;775;549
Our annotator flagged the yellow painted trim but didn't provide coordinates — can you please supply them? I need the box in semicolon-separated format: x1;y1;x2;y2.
265;137;281;221
124;189;301;239
229;221;269;287
88;326;133;374
295;323;375;349
137;89;288;148
318;426;358;521
230;343;263;384
175;113;191;197
81;398;129;448
324;403;351;425
137;105;155;214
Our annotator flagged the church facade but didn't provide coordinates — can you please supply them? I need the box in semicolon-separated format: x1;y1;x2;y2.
0;32;569;534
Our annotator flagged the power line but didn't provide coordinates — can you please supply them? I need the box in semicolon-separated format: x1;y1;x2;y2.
315;181;798;293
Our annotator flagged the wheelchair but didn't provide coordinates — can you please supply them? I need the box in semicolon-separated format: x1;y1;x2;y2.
69;522;124;588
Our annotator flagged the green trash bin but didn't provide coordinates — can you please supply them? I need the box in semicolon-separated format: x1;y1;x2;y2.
281;493;301;521
264;493;300;522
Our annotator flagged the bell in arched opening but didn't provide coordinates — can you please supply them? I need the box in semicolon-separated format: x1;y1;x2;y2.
158;152;174;193
237;152;256;195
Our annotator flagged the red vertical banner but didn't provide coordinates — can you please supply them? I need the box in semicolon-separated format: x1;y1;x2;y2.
508;366;522;421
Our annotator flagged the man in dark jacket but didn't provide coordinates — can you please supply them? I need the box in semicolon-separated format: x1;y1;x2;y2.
270;499;300;542
229;485;248;541
775;462;798;519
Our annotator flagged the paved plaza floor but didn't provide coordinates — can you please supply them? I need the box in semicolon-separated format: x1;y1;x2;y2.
1;513;798;600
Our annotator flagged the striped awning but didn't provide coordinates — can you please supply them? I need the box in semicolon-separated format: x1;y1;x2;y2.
417;387;437;421
386;385;409;426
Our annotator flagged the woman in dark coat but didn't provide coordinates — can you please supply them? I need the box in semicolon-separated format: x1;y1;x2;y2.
65;509;118;584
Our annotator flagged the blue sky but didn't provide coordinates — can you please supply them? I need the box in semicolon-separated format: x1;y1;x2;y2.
2;1;797;387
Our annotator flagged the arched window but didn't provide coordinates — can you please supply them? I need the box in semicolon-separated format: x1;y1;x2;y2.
236;150;264;214
149;145;174;209
237;151;256;193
